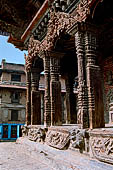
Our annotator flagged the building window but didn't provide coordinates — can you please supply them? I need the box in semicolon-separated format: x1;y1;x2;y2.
3;125;8;138
11;92;20;103
11;125;17;138
11;110;18;121
11;74;21;82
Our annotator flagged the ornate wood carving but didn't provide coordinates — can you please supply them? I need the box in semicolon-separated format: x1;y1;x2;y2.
74;22;105;129
25;0;95;71
73;0;90;22
26;71;31;125
75;30;89;128
25;11;77;70
85;28;105;129
50;57;62;126
44;55;51;126
24;36;40;71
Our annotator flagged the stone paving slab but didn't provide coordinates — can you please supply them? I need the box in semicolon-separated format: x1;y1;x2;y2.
0;137;113;170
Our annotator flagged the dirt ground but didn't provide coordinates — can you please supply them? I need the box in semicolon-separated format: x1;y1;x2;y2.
0;138;113;170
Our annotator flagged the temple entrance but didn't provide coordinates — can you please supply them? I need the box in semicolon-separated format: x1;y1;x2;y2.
60;40;78;124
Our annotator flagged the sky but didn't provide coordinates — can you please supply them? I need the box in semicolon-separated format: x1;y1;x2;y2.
0;36;27;65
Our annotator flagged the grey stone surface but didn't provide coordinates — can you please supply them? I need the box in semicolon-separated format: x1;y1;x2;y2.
0;137;113;170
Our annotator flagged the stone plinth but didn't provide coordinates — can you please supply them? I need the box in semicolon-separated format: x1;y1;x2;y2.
21;125;113;165
89;128;113;165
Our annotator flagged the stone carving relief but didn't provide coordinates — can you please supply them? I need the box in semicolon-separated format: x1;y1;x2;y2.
90;136;113;164
28;127;47;142
45;129;70;149
22;125;47;143
69;129;89;153
21;125;29;137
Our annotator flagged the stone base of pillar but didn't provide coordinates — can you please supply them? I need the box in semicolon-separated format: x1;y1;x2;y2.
31;90;41;125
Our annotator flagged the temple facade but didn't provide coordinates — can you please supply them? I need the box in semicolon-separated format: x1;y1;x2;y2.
22;0;113;129
0;0;113;165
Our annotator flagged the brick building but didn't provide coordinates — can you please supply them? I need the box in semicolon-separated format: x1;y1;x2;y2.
0;59;26;140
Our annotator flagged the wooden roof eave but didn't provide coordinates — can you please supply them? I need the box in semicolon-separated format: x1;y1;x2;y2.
7;0;53;49
8;0;98;49
21;0;54;44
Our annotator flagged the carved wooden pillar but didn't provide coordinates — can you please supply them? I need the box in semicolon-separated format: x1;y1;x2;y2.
85;26;105;129
65;77;71;124
31;68;41;125
43;55;51;126
75;30;89;128
26;71;31;125
50;53;62;126
65;76;77;124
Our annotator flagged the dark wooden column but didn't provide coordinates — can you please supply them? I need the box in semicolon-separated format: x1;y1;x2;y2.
50;52;63;126
75;29;89;128
43;55;51;126
31;68;41;125
26;71;31;125
85;25;105;129
65;76;77;124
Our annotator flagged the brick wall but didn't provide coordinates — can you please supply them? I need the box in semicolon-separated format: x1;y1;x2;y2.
103;56;113;123
1;59;25;71
1;59;26;83
1;72;11;82
0;88;26;124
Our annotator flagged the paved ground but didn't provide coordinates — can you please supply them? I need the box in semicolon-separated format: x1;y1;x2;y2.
0;138;113;170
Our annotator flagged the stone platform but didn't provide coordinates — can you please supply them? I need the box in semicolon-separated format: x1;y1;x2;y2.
22;124;113;165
